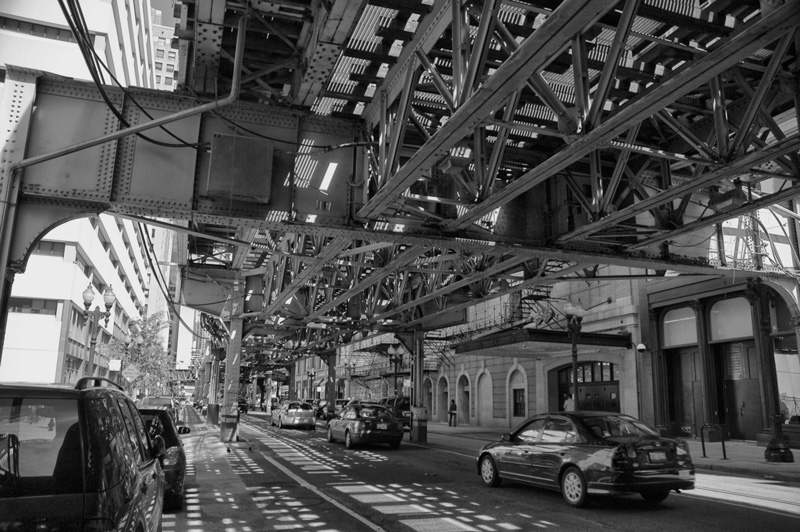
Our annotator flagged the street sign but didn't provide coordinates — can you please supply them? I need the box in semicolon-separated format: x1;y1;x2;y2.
121;364;140;381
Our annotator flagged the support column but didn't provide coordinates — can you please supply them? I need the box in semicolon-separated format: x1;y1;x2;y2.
0;68;38;358
410;330;427;443
746;278;793;462
221;278;244;443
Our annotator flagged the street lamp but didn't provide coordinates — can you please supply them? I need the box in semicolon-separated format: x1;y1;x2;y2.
387;345;404;396
82;284;116;377
564;301;586;409
307;370;314;400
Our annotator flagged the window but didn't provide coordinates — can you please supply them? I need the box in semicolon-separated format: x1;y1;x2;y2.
165;78;172;86
517;418;545;443
155;62;163;71
166;64;174;73
168;51;176;60
156;75;161;83
32;241;65;257
156;49;164;58
541;417;574;443
8;298;58;315
512;388;525;417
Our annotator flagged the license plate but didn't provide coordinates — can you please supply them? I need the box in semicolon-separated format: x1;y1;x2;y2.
649;451;667;462
377;423;387;430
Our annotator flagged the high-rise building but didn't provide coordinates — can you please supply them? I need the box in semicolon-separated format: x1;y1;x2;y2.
151;8;179;91
0;0;198;383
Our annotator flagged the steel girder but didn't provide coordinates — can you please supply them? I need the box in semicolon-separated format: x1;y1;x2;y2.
2;0;800;366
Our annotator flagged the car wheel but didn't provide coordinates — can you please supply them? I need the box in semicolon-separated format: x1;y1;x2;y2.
561;466;588;508
389;439;401;450
641;490;670;504
165;491;183;512
327;426;336;442
345;430;355;449
479;455;501;487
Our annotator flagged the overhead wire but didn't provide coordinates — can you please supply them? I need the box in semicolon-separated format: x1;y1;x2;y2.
58;0;203;150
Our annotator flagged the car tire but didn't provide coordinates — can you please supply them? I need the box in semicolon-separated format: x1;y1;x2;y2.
641;490;670;504
345;430;355;449
165;491;183;512
389;439;401;450
327;426;336;442
561;466;588;508
479;455;502;487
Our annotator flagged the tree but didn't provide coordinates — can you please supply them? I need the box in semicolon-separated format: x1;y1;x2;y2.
102;312;171;397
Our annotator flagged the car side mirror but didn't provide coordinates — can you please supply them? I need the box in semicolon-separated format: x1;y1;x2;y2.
502;433;512;442
153;434;166;460
177;426;191;435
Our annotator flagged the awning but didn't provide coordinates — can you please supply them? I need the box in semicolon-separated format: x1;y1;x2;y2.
454;327;631;358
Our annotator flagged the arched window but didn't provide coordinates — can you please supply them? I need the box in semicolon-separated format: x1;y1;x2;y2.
709;297;752;342
662;307;697;347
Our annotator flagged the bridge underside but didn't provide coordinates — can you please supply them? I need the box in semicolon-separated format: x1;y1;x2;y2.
1;0;799;367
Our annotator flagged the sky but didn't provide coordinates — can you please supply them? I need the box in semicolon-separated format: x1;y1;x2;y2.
150;0;177;27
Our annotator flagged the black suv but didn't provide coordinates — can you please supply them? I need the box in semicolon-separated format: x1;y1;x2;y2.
379;396;412;428
1;377;166;531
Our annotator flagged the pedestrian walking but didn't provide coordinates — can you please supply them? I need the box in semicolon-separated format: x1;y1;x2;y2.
448;399;457;426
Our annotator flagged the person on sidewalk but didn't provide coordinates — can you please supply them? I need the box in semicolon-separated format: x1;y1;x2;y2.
448;399;457;426
563;394;575;411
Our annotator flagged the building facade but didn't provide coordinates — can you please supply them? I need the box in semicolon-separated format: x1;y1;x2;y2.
0;0;190;384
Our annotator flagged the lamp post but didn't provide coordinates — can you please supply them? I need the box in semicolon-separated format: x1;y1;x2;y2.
564;301;586;409
307;370;314;400
82;284;116;378
387;345;403;396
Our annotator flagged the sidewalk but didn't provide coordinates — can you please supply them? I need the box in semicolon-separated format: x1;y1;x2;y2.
424;422;800;484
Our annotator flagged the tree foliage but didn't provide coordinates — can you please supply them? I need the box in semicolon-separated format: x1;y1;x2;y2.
102;312;171;397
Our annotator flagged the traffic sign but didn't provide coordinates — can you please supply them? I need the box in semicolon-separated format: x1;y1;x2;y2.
121;364;140;381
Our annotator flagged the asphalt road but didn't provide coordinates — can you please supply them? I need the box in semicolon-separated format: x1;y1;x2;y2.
167;409;799;532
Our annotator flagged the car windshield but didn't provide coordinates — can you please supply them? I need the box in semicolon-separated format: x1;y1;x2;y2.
141;397;172;407
287;402;312;411
0;396;82;497
581;414;659;440
355;406;391;419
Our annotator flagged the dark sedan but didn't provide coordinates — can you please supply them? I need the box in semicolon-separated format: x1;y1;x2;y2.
477;411;694;508
140;406;191;510
326;403;404;449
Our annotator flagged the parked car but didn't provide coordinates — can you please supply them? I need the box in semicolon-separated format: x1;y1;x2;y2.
476;411;695;507
327;402;404;449
140;406;191;510
271;400;316;429
0;377;166;531
141;395;180;422
238;397;249;414
379;395;412;428
315;400;336;420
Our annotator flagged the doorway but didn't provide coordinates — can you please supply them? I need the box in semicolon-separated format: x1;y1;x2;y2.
665;347;702;437
457;375;470;425
715;342;762;440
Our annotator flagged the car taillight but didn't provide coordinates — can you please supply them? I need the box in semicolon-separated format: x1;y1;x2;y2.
612;445;639;469
163;447;181;466
675;440;690;456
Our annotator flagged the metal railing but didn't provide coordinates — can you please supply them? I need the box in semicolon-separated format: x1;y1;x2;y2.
700;423;728;459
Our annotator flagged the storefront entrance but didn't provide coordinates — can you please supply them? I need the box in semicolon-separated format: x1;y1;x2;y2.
665;347;702;438
715;342;762;440
557;362;619;412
